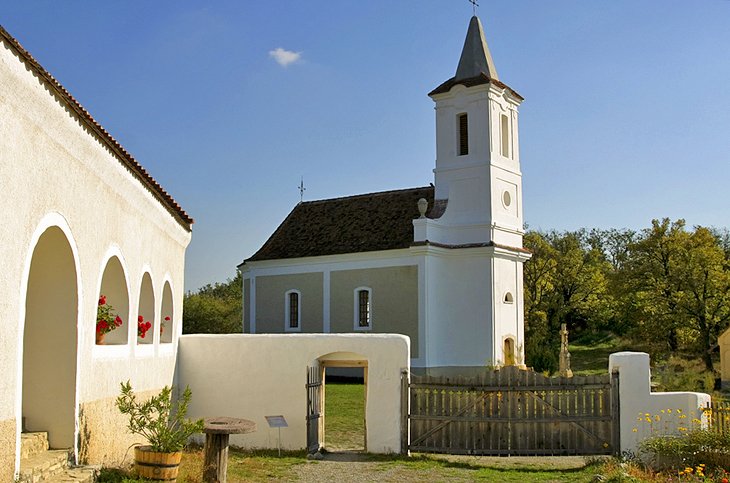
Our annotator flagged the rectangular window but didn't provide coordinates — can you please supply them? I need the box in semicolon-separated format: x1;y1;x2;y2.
500;114;510;158
458;113;469;156
358;290;370;328
288;292;299;329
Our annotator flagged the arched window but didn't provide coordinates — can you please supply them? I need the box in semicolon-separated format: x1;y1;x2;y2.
285;289;301;332
97;256;129;345
504;292;514;304
137;272;154;345
504;337;516;366
354;287;372;330
160;281;173;344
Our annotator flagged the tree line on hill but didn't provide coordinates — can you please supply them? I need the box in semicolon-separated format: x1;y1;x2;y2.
525;218;730;374
183;218;730;375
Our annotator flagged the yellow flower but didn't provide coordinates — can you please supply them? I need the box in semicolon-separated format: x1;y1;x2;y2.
667;408;672;413
677;409;682;414
645;417;652;423
645;413;651;417
654;415;661;421
632;428;638;433
660;409;665;414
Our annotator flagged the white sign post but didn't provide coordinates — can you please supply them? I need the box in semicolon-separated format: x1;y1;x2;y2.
265;415;288;456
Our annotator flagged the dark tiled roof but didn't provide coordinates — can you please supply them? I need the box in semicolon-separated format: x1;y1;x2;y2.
245;186;436;263
0;25;193;230
429;73;523;101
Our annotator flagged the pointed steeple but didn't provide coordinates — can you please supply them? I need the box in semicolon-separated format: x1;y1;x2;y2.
455;16;498;81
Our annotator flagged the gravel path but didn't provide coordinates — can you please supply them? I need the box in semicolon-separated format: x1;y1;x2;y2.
291;452;595;482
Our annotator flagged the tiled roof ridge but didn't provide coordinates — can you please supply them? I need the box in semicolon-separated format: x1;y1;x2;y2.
0;24;193;231
300;185;433;206
429;73;523;101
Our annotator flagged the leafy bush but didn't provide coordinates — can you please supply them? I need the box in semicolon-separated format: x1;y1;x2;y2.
116;381;204;453
640;427;730;469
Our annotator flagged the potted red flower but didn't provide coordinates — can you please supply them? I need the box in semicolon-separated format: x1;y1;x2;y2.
96;295;123;344
161;315;170;335
137;316;152;339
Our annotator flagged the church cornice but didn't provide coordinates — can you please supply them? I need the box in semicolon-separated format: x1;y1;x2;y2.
429;73;523;101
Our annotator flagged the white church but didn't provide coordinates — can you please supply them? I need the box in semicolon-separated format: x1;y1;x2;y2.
239;16;531;372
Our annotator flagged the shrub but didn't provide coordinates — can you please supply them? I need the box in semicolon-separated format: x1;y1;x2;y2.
115;381;204;453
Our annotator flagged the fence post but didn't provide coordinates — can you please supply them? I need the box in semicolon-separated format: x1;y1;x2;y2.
610;368;621;456
401;369;409;454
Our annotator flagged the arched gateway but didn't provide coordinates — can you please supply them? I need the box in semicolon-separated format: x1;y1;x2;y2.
21;226;79;453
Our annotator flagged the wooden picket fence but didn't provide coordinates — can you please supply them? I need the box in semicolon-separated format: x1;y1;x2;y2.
706;399;730;436
402;365;619;456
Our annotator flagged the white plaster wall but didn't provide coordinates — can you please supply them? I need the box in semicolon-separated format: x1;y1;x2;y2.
177;334;410;453
420;248;492;367
608;352;711;454
0;36;190;470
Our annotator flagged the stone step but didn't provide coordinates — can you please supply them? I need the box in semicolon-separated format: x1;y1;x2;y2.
18;449;69;483
46;466;98;483
21;432;49;460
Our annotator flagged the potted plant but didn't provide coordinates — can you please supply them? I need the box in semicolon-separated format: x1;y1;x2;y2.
116;380;204;481
137;315;152;339
96;295;123;344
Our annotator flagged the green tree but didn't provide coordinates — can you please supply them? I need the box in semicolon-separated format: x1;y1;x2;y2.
523;230;612;372
182;271;242;334
625;219;730;371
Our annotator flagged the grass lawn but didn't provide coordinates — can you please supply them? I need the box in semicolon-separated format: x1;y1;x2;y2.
324;380;365;451
569;332;629;376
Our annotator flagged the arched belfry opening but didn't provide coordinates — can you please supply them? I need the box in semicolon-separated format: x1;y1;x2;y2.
22;226;78;449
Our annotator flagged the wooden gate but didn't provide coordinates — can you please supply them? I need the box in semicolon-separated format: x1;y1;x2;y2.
407;366;619;455
306;365;322;454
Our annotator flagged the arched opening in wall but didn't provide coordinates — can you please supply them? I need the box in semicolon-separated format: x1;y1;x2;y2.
504;292;514;304
22;226;78;450
98;256;129;345
503;337;516;366
160;281;173;344
137;273;154;344
319;355;367;453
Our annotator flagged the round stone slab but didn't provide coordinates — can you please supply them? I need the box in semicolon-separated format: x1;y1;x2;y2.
203;417;256;435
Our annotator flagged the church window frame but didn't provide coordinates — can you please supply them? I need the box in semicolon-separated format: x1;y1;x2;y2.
285;289;301;332
354;287;372;331
500;113;511;158
458;113;469;156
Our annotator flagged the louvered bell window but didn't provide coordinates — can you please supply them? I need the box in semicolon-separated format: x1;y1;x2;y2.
458;113;469;156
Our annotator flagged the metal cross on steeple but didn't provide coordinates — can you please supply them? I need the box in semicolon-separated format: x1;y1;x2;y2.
467;0;479;15
298;176;306;203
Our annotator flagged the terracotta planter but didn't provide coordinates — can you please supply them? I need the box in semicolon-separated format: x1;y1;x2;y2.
134;445;182;481
95;332;105;345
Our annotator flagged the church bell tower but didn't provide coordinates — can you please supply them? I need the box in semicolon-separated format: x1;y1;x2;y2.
413;15;530;370
426;15;525;249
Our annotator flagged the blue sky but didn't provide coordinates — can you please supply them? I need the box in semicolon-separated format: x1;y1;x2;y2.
4;1;730;291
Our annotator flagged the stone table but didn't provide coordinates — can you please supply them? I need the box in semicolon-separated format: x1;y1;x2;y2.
203;417;256;482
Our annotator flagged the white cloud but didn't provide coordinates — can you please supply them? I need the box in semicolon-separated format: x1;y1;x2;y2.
268;47;302;67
